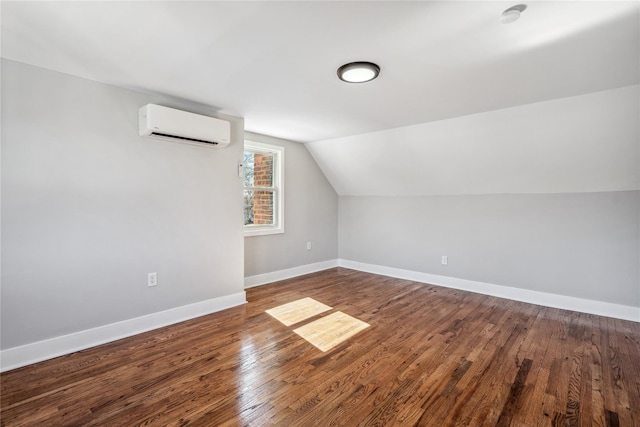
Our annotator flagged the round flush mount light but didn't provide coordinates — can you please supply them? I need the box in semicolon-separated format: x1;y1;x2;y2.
337;61;380;83
500;4;527;24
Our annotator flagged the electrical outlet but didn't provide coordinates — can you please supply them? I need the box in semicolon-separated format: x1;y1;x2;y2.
441;256;448;266
148;272;158;287
306;241;312;250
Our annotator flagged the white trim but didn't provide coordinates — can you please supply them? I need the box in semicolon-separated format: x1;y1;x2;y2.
244;259;339;288
338;259;640;323
0;292;247;372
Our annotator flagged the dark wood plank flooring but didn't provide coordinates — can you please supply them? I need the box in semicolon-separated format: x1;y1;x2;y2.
2;268;639;426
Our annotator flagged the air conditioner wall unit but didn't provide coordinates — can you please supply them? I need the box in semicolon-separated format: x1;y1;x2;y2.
139;104;231;148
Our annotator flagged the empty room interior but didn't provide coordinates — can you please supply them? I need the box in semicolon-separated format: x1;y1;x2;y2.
1;1;639;426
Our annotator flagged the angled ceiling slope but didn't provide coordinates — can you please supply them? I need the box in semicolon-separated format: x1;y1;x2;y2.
2;1;638;143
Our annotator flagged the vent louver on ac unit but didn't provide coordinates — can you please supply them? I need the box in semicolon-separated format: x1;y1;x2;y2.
139;104;231;148
149;132;218;145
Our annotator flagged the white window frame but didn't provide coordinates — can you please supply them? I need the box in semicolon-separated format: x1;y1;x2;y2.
244;140;284;237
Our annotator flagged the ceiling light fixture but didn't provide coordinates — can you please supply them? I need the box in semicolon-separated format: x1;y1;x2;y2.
500;4;527;24
337;62;380;83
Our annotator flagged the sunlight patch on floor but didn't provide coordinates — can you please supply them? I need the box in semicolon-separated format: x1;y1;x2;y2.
293;311;370;352
265;297;332;326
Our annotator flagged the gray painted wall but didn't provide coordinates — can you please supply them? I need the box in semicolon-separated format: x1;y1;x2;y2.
1;60;245;349
244;132;338;277
339;192;640;307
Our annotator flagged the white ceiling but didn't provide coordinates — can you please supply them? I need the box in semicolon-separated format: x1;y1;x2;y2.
2;1;638;143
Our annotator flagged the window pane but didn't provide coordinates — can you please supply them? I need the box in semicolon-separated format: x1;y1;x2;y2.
243;152;254;187
244;141;283;236
253;152;274;188
244;189;253;225
244;189;275;226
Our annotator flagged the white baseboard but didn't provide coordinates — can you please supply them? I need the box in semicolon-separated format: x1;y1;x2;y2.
5;260;636;372
338;259;639;323
0;292;247;372
244;259;339;288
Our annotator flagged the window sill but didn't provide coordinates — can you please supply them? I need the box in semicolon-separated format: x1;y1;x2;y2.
244;226;284;237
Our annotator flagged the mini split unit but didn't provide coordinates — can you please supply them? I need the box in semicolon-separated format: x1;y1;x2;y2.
139;104;231;148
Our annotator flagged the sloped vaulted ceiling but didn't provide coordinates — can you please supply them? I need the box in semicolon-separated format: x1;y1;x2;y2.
1;1;637;142
306;86;639;196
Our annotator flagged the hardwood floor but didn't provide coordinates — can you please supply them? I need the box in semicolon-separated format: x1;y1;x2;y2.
2;268;639;426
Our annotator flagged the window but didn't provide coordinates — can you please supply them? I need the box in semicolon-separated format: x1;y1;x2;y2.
244;141;284;236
